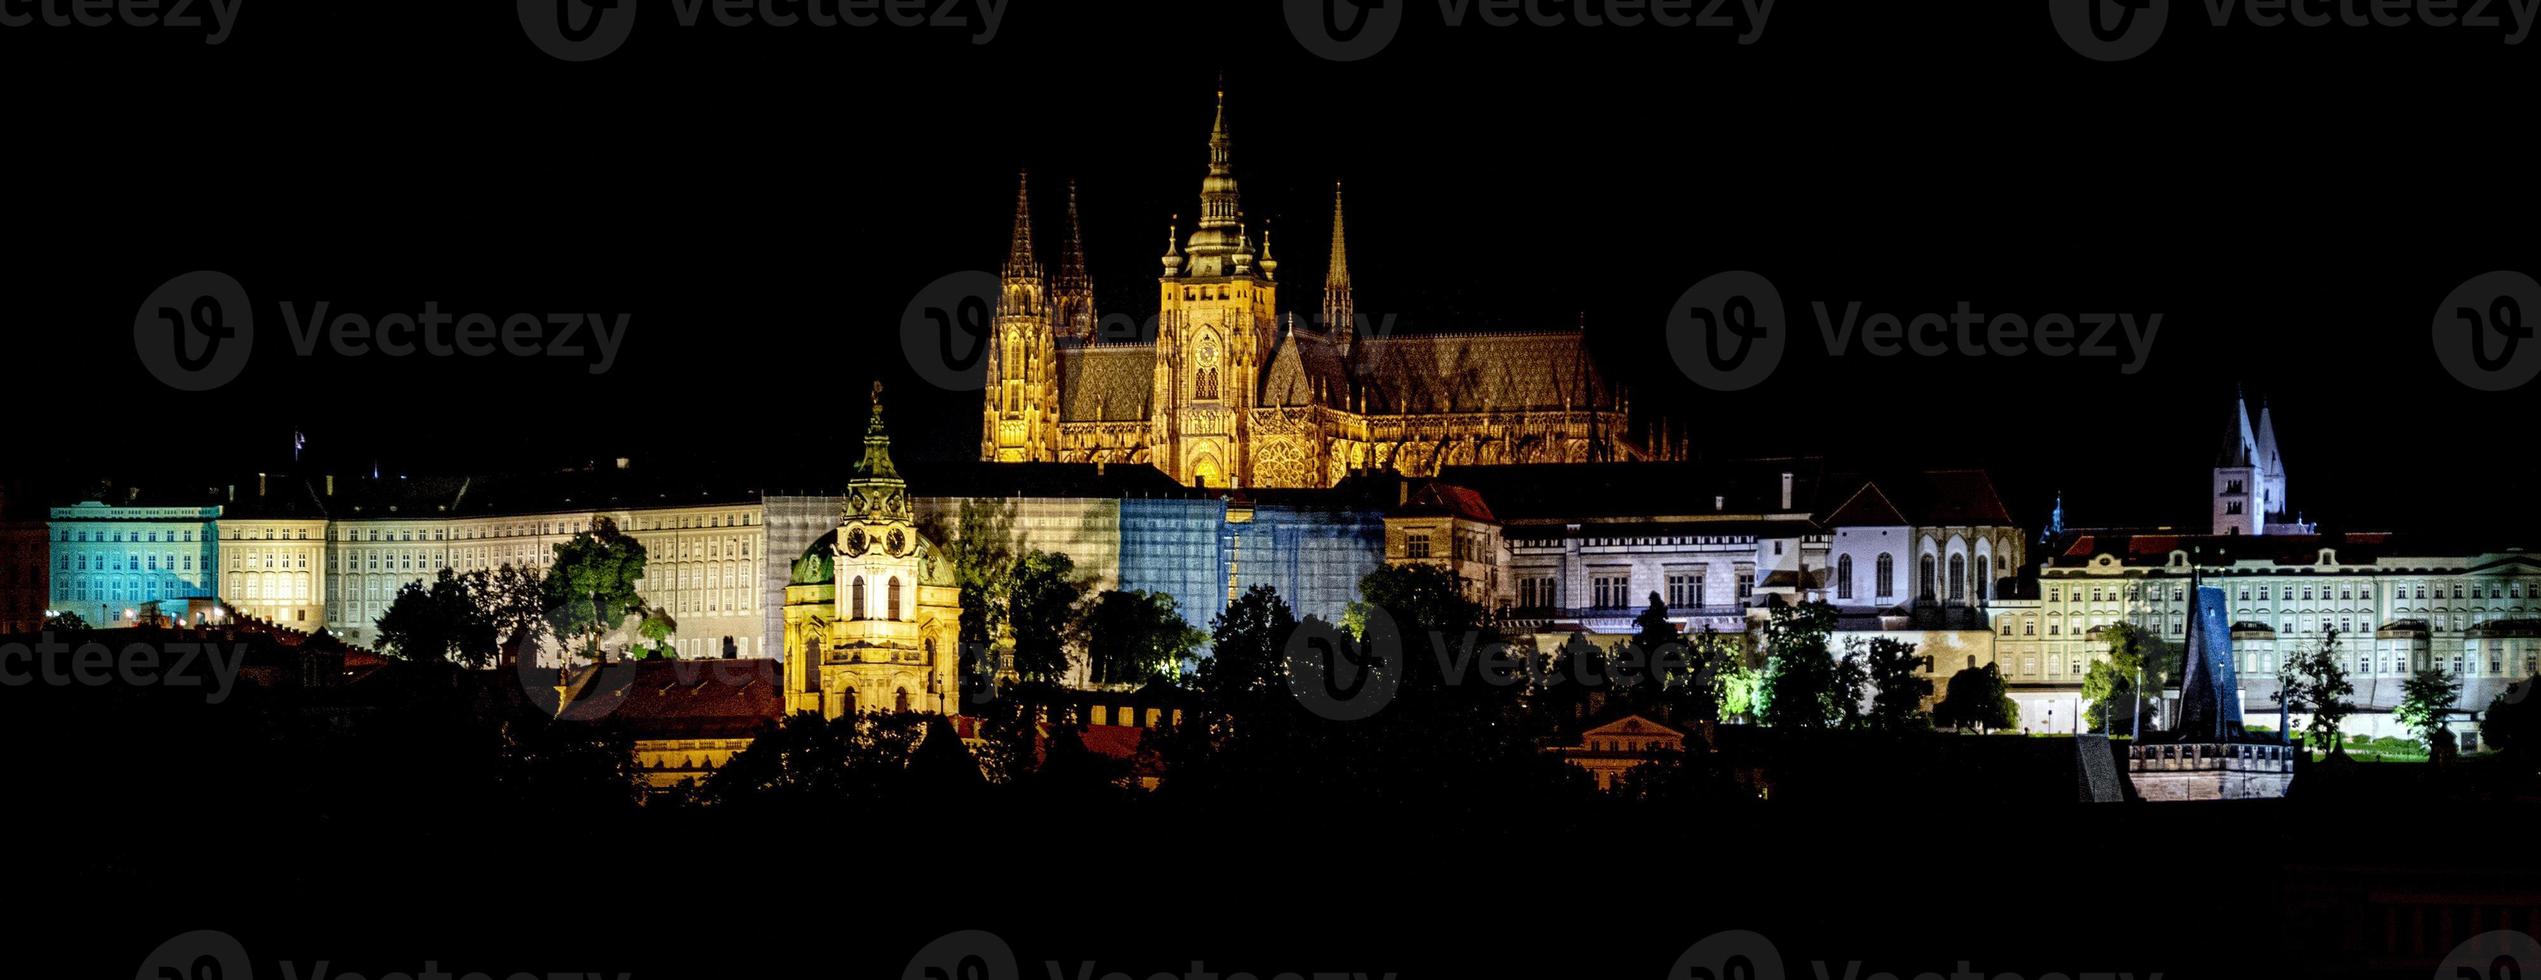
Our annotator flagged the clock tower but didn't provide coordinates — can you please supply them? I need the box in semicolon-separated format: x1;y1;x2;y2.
784;383;961;717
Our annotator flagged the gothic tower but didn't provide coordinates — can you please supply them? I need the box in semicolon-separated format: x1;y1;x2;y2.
1153;86;1278;488
982;170;1058;462
2212;388;2262;536
1322;181;1354;357
1052;178;1097;344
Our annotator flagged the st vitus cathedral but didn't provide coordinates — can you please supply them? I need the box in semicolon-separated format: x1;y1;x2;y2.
980;87;1649;488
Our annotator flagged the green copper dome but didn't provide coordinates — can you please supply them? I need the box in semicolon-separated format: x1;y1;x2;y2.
790;530;836;585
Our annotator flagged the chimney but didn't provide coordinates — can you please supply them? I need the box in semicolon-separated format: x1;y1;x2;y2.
1779;472;1794;511
1398;479;1411;507
256;472;267;498
224;485;234;503
1714;495;1725;511
323;475;335;496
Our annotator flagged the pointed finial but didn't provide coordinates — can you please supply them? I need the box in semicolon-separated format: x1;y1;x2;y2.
1004;168;1039;280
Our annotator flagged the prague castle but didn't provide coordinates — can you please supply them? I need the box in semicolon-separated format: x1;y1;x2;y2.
981;88;1646;488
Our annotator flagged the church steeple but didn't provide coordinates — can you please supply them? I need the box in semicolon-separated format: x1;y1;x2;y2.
1181;84;1250;277
852;382;911;521
1322;181;1355;352
1053;178;1095;343
1004;169;1041;283
984;170;1057;463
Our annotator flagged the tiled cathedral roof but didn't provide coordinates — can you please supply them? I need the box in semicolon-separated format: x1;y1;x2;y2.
1057;345;1157;422
1351;330;1617;415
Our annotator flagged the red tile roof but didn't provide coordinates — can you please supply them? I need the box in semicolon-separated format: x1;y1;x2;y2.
558;658;785;739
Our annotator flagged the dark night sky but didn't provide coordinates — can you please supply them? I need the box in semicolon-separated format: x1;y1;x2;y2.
5;1;2535;538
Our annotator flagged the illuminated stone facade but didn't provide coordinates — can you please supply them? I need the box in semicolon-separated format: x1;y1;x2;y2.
983;88;1641;488
45;501;219;625
781;386;962;717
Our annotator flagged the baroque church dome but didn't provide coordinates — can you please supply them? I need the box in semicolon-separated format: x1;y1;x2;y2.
790;530;836;586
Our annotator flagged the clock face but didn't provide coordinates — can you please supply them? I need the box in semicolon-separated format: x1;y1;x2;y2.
888;528;906;555
845;527;867;555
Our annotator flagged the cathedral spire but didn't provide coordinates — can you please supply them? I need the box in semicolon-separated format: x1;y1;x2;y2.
1053;177;1095;342
1004;169;1040;283
1323;181;1354;344
1183;82;1247;275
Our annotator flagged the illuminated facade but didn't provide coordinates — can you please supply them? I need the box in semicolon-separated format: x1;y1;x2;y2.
983;88;1643;488
219;517;329;627
45;501;219;625
323;500;768;663
782;386;962;717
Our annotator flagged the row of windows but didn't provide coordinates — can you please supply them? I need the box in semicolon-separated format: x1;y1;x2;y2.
61;554;197;572
57;528;200;543
2048;579;2536;604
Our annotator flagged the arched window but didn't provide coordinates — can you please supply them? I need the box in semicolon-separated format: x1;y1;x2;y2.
851;576;866;620
1876;554;1894;599
887;577;902;620
1975;556;1990;602
1919;555;1937;601
895;688;911;713
1949;555;1967;603
1836;555;1854;600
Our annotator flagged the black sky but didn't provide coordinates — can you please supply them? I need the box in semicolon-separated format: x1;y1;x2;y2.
6;1;2536;538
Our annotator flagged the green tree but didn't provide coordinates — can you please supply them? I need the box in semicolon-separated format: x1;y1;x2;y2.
541;517;649;661
2394;666;2464;761
374;579;454;663
462;564;550;667
934;497;1019;687
1193;583;1299;707
1863;636;1931;732
633;605;679;659
2480;675;2540;763
1006;550;1088;684
1933;663;2018;733
2277;628;2356;755
2082;622;2169;735
1757;601;1852;729
1084;589;1205;685
41;610;89;631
